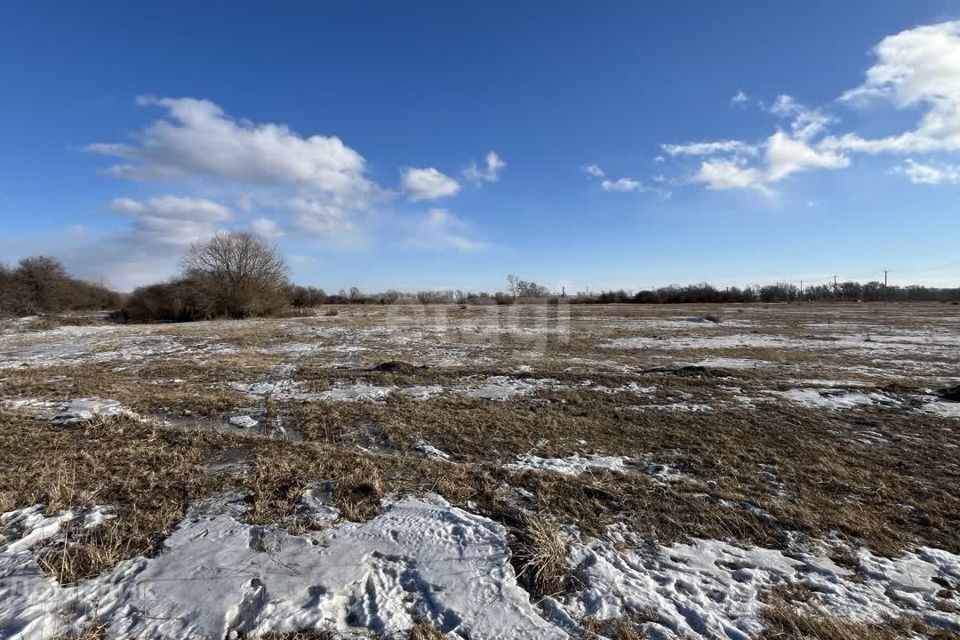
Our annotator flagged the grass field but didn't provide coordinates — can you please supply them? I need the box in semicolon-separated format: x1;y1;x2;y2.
1;303;959;639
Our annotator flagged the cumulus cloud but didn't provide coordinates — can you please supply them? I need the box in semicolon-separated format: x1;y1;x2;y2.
896;159;960;184
661;140;758;157
601;178;643;192
87;97;377;203
692;159;769;193
401;167;461;201
823;21;960;154
403;209;487;252
463;151;506;185
731;90;750;105
665;22;960;194
689;132;848;193
764;131;849;181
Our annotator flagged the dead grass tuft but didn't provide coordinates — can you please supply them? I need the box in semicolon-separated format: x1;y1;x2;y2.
333;465;385;522
408;620;446;639
511;512;569;598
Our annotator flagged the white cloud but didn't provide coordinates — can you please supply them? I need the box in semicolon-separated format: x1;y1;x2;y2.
109;196;232;246
584;164;605;177
896;159;960;184
824;21;960;154
661;140;758;156
289;198;354;237
769;94;836;140
764;131;849;182
731;90;750;105
403;208;487;252
401;167;461;201
601;178;643;192
666;23;960;195
693;159;769;194
690;132;848;193
87;97;377;204
251;217;284;238
463;151;506;185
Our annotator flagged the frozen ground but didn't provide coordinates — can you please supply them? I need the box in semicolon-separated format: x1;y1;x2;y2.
1;303;959;639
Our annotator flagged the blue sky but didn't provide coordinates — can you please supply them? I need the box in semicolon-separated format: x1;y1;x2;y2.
1;1;959;292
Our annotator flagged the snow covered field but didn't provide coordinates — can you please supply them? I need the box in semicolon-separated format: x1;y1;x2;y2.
1;303;959;639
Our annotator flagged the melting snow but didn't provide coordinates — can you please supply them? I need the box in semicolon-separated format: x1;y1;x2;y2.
457;376;561;401
0;496;567;640
775;388;901;411
228;415;258;429
508;453;630;476
566;533;960;639
4;397;140;426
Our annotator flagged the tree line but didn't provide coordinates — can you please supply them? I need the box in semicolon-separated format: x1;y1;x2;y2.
0;256;121;317
3;232;958;322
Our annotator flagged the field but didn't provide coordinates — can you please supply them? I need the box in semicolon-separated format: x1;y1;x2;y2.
1;303;959;639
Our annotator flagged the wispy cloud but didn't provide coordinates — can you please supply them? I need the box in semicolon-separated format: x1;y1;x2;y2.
463;151;506;185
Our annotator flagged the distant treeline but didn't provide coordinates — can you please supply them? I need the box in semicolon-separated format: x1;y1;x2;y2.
4;240;959;323
288;281;960;306
0;256;121;317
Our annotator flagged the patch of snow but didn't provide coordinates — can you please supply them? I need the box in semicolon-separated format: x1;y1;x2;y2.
0;496;568;640
919;399;960;419
228;415;258;429
509;453;629;476
395;384;444;400
691;357;774;370
633;403;712;413
314;381;395;403
415;442;453;461
606;334;797;351
567;534;960;638
458;376;561;401
5;397;140;426
774;388;902;411
231;380;442;403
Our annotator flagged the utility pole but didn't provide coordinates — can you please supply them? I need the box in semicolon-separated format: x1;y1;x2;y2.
883;270;889;302
833;275;838;301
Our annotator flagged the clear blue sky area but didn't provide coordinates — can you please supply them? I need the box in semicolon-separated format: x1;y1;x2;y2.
1;1;958;291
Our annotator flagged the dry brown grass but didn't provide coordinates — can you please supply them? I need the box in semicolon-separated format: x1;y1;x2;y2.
3;301;959;612
761;595;960;639
408;621;446;639
580;611;657;639
511;512;569;598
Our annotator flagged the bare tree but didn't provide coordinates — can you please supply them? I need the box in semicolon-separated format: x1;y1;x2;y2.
15;256;68;313
182;232;289;318
507;274;520;299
